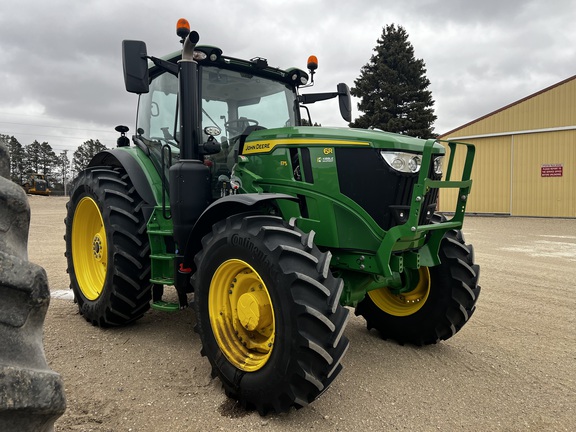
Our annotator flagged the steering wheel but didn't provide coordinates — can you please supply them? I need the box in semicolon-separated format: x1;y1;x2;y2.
224;118;259;135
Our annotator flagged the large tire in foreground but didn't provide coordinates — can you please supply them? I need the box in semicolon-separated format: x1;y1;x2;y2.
0;147;66;431
192;214;350;415
355;221;480;345
65;166;152;326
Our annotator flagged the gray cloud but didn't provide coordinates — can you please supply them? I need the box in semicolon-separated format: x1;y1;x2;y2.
1;0;574;151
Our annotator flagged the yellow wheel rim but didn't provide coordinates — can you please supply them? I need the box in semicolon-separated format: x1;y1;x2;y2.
71;197;108;301
368;267;431;316
209;259;275;372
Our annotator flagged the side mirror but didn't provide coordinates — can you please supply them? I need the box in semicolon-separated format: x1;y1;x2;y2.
122;40;149;94
337;83;352;122
298;82;352;122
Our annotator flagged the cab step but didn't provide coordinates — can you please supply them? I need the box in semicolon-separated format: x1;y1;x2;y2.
151;300;180;312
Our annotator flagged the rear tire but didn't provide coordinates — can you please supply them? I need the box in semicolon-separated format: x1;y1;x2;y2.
65;166;152;326
355;217;480;345
192;214;350;415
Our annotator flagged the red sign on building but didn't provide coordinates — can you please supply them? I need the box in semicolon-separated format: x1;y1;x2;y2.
541;164;563;177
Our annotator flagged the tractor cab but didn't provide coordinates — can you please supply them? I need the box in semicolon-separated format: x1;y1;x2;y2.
122;31;351;201
134;57;303;198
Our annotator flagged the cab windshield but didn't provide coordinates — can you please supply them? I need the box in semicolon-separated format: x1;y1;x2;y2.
136;66;298;148
200;66;298;139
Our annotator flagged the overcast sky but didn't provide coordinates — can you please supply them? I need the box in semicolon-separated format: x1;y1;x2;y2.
1;0;575;154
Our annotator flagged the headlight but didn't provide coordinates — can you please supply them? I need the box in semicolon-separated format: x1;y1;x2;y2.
433;156;444;175
193;50;207;61
380;151;422;173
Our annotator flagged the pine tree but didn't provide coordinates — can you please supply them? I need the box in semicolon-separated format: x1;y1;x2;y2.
350;24;437;138
10;137;26;184
72;139;107;174
39;142;57;176
24;140;43;174
1;135;26;183
24;140;57;176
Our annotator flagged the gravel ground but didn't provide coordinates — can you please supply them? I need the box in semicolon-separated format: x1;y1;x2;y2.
26;195;576;431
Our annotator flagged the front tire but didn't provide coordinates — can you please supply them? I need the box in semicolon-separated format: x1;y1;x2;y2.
355;222;480;345
65;166;152;326
192;214;350;415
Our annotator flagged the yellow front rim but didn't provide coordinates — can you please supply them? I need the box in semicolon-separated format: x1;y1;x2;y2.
71;197;108;301
368;267;431;316
209;259;275;372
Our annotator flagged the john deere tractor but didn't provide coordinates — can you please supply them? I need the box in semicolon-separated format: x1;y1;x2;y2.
65;19;480;414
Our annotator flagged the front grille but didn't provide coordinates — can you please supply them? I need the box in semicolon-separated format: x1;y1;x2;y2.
335;148;441;231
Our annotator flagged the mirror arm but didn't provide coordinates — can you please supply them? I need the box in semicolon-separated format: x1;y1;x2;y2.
298;92;338;104
149;56;179;76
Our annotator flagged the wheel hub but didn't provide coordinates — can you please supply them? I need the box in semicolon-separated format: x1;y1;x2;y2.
368;267;431;316
399;288;425;304
92;234;103;260
237;291;273;331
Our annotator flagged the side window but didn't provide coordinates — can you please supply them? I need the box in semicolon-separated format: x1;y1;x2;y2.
137;72;179;143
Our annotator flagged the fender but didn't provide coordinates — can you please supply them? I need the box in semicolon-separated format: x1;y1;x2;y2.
182;193;298;266
88;149;160;207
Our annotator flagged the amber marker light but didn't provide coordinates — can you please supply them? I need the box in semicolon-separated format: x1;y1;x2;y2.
177;18;191;38
307;55;318;71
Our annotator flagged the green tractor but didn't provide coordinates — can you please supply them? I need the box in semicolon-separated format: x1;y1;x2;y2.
65;19;480;414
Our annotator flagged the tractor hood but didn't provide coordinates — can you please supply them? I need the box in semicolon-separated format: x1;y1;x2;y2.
242;126;445;155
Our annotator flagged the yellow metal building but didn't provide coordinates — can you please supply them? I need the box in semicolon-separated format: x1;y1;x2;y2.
438;75;576;217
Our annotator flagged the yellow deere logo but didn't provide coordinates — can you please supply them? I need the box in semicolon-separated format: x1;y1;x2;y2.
242;138;368;155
